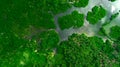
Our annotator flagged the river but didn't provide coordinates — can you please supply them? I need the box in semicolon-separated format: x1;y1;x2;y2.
54;0;120;41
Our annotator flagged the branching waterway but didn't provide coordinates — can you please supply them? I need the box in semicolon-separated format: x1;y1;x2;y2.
54;0;120;41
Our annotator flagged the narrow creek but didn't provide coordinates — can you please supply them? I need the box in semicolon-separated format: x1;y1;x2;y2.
54;0;120;41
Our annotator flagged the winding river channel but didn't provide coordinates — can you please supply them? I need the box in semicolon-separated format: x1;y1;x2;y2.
54;0;120;41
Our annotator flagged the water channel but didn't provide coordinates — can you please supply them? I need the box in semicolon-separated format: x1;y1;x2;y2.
54;0;120;41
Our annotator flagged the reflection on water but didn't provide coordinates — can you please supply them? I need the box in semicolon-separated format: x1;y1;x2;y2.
54;0;120;41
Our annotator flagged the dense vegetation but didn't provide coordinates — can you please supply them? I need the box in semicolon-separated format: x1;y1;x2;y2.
86;6;106;24
3;31;120;67
109;25;120;40
58;11;84;30
0;0;120;67
39;30;60;50
0;0;71;34
0;30;60;67
109;25;120;66
73;0;89;7
58;34;120;67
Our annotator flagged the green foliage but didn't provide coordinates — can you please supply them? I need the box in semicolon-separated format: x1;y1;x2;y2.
46;0;71;14
101;40;114;60
0;0;58;37
0;31;60;67
110;12;119;21
39;30;60;50
109;25;120;39
58;11;84;30
86;6;106;24
109;0;116;2
57;33;120;67
0;1;69;66
112;36;120;53
0;0;71;37
0;0;120;67
103;40;114;54
1;32;120;66
59;34;104;67
73;0;89;7
110;40;120;64
89;36;105;52
98;27;107;36
0;32;47;67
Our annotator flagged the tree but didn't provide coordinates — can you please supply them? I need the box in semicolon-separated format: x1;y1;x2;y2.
39;30;60;50
109;25;120;39
73;0;89;7
58;10;84;30
86;6;106;24
58;34;104;67
110;12;119;21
